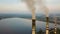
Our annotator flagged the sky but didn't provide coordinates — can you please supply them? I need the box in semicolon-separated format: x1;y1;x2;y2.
0;0;60;14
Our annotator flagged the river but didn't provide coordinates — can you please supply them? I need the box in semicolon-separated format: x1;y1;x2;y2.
0;18;60;34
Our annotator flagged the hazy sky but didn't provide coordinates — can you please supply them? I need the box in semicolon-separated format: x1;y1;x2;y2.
0;0;60;14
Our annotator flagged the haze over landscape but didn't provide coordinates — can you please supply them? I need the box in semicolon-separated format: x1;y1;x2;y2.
0;0;60;14
0;0;60;34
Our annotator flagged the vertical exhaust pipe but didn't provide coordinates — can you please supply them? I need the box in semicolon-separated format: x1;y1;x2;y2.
38;0;49;34
46;17;49;34
45;8;49;34
32;7;36;34
32;19;36;34
54;17;57;34
26;0;36;34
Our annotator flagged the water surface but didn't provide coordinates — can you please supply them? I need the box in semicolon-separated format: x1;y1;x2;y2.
0;18;60;34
